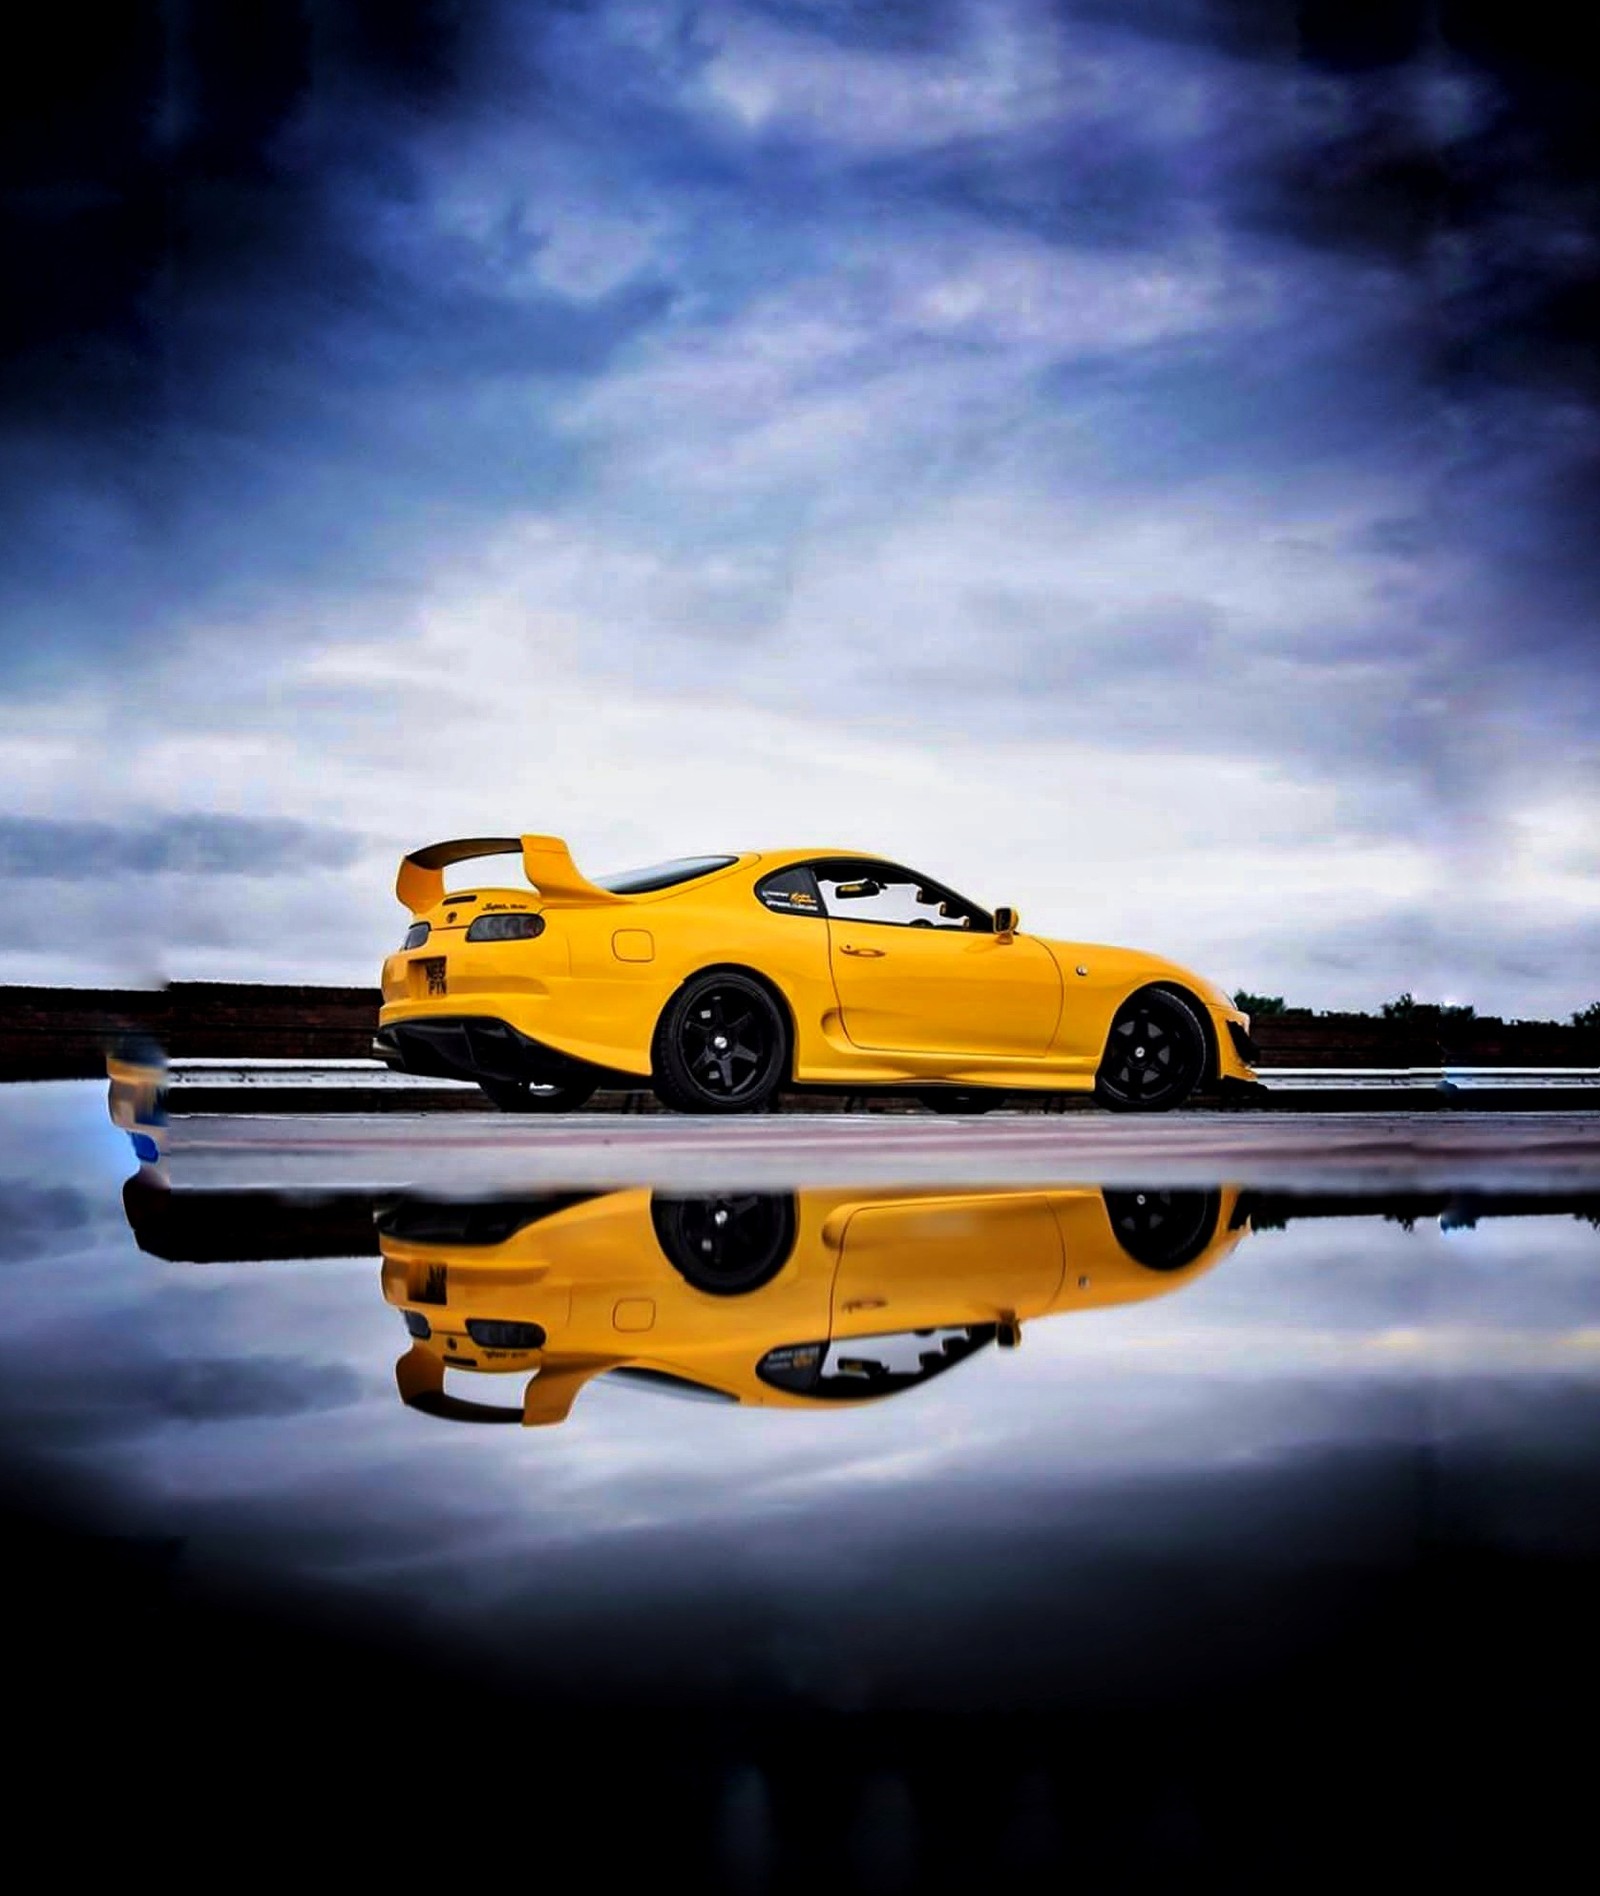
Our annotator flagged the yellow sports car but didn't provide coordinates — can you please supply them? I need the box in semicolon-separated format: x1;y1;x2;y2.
381;1183;1250;1425
375;835;1258;1113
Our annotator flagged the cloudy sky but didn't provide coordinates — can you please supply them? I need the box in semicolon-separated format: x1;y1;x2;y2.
2;1;1597;1012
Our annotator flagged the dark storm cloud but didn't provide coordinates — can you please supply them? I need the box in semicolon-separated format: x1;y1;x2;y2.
0;814;362;878
10;2;1598;653
0;0;672;674
155;1355;364;1424
1106;4;1600;461
743;0;965;54
0;1185;96;1262
3;1;479;430
0;1350;366;1451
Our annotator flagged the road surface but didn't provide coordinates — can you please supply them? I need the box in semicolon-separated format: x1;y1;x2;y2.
164;1109;1600;1194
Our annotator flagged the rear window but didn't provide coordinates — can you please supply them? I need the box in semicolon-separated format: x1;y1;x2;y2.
593;855;738;894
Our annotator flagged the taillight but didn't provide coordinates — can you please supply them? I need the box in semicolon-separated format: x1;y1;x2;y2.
465;1318;548;1350
466;913;545;942
403;922;431;949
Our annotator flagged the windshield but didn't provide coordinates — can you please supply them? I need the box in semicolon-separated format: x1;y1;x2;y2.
593;855;738;894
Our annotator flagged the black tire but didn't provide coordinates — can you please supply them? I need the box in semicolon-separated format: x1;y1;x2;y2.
1102;1188;1222;1270
478;1076;598;1113
650;1192;798;1294
918;1089;1002;1114
1094;987;1208;1112
651;970;788;1113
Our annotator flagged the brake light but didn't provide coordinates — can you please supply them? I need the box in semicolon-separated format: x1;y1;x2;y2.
466;913;545;942
403;922;430;949
465;1318;548;1350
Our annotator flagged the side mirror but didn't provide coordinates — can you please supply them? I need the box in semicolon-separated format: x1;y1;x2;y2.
993;906;1018;942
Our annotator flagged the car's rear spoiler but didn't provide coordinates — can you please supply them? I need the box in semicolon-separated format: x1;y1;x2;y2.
396;834;626;913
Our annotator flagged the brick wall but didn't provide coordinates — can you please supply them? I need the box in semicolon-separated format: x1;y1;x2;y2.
2;985;1596;1081
1251;1013;1600;1068
0;983;379;1078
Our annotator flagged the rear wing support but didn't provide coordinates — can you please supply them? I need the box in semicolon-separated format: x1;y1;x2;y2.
396;834;625;913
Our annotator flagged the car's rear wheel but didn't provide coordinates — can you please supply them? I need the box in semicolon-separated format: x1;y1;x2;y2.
1094;987;1207;1112
650;1192;798;1293
652;970;788;1113
478;1076;598;1113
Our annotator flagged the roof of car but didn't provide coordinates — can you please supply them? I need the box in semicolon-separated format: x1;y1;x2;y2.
749;848;892;866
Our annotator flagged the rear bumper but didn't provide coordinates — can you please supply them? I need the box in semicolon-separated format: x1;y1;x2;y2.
373;1017;593;1087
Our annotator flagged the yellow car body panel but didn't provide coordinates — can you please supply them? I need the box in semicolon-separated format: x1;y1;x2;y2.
377;836;1256;1094
380;1184;1249;1424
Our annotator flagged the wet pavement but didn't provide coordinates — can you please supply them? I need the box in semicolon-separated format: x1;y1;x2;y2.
7;1082;1600;1885
168;1106;1600;1191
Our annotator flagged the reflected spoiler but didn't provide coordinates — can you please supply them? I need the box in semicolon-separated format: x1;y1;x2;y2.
395;834;626;913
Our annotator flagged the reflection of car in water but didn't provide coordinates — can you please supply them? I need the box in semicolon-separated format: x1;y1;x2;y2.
381;1185;1249;1425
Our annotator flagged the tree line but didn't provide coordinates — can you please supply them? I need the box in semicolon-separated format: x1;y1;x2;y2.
1232;993;1600;1029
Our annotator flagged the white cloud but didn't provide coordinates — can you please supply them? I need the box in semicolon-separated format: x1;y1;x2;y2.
693;0;1220;161
0;512;1429;997
700;1;1072;153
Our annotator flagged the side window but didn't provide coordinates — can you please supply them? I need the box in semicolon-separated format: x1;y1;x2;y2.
757;1326;996;1399
813;863;983;931
755;865;825;917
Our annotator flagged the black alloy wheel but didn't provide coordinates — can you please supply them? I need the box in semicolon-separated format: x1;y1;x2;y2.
1094;987;1207;1112
478;1075;598;1113
652;970;788;1113
651;1192;798;1294
918;1089;1002;1114
1101;1188;1222;1271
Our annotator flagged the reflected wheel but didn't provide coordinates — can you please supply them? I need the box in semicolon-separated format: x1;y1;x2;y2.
1102;1188;1222;1270
1094;988;1207;1112
651;1193;798;1294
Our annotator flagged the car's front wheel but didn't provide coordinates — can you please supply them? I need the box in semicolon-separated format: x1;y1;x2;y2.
1094;988;1207;1112
652;970;788;1113
1102;1188;1222;1268
478;1076;598;1113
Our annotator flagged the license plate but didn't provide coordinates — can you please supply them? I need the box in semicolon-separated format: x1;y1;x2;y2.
416;956;448;997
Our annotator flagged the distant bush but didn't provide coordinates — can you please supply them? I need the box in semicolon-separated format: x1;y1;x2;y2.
1573;1002;1600;1029
1232;992;1287;1015
1380;993;1475;1022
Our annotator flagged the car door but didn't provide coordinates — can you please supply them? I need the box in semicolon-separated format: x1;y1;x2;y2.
815;861;1061;1057
829;1192;1067;1336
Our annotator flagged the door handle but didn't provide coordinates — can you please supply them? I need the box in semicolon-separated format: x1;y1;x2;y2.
840;944;885;958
